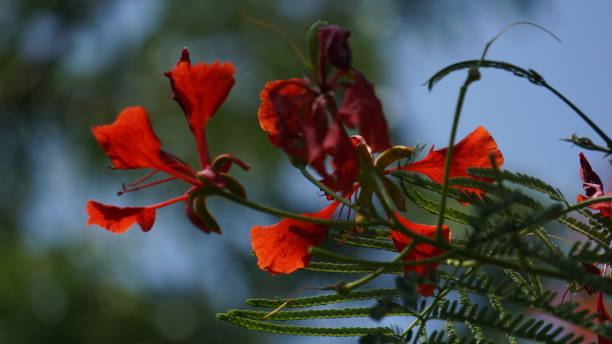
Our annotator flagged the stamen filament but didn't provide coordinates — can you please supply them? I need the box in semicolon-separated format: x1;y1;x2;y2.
125;170;160;187
118;177;178;195
150;194;190;210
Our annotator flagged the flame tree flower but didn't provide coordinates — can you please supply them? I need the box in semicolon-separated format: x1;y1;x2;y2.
250;126;502;279
257;24;391;194
86;49;249;235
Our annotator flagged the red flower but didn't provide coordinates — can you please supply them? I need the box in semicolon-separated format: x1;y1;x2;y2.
401;126;504;197
257;25;391;194
577;152;612;219
390;213;451;296
87;49;248;234
250;201;340;275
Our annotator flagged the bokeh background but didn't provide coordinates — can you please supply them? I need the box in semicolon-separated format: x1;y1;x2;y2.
1;1;611;343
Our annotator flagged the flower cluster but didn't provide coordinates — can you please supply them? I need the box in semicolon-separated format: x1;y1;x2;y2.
85;24;521;299
87;49;249;235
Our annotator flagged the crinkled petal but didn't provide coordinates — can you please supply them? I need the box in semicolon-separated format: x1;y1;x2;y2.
390;213;451;296
403;126;503;197
92;106;198;183
86;200;155;233
92;106;164;170
250;201;340;275
257;78;310;152
165;48;235;164
338;73;391;152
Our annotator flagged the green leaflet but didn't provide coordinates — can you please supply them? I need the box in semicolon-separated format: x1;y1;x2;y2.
227;306;415;321
427;301;592;344
467;168;565;202
216;313;395;337
329;230;396;252
304;261;402;274
401;183;475;224
440;272;612;339
246;288;399;308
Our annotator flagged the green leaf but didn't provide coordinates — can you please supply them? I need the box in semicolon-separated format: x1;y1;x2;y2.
217;313;394;337
246;289;399;308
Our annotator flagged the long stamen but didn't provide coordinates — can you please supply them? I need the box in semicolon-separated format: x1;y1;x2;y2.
150;194;190;210
125;170;160;187
117;177;178;195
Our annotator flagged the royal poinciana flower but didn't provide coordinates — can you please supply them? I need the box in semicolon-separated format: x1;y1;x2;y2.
391;214;451;297
250;126;502;280
87;49;248;234
401;126;504;197
577;152;612;219
257;24;391;194
250;201;340;275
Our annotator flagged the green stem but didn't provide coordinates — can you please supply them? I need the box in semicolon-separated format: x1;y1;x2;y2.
215;189;385;228
435;70;479;241
543;83;612;149
309;246;450;268
559;195;612;217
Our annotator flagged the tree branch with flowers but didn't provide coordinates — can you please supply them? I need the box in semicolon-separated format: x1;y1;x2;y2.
85;21;612;344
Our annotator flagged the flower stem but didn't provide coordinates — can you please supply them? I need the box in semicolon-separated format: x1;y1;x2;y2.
435;70;479;241
215;189;385;228
542;83;612;149
309;246;449;268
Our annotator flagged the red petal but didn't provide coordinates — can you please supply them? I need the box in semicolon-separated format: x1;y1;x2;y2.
257;79;310;152
165;48;235;164
250;201;340;275
403;126;503;197
319;121;360;194
579;152;605;197
86;200;155;233
390;213;451;296
338;73;391;152
92;106;198;184
92;106;164;170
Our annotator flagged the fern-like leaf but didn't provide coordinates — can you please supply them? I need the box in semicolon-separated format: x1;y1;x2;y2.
246;289;399;308
217;313;395;337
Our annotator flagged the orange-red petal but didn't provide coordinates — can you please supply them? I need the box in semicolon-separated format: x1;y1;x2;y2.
577;194;612;219
92;106;165;170
165;49;235;163
86;200;156;233
91;106;198;184
250;201;340;275
403;126;503;197
257;78;308;143
391;213;451;296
